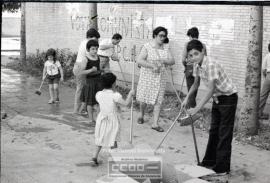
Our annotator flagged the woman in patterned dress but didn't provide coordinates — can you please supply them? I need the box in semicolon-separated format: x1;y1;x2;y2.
136;26;175;132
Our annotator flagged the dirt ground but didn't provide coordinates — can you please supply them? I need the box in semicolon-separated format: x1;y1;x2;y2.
1;56;270;183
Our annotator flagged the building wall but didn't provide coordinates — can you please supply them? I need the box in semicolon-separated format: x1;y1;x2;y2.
25;3;270;98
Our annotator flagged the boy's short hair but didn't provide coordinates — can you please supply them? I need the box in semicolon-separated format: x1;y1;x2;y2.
112;33;122;40
86;28;100;39
187;27;199;39
86;40;99;51
101;72;117;89
152;26;168;39
46;48;56;61
187;40;203;53
268;43;270;52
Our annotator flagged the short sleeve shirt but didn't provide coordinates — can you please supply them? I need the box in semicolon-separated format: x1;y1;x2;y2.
96;90;122;114
97;39;114;57
45;60;61;76
193;57;237;96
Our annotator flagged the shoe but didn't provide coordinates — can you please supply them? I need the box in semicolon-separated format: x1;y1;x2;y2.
90;158;99;167
151;126;164;132
55;98;60;103
137;117;144;124
48;99;54;104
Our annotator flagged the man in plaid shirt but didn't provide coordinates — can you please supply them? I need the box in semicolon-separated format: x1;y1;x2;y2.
182;40;238;175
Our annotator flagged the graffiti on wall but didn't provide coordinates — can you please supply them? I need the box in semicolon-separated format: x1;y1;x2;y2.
70;14;152;40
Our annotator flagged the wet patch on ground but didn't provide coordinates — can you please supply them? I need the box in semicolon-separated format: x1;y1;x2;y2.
45;142;62;150
14;126;53;133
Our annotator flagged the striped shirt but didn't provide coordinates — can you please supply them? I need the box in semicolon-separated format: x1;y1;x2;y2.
193;57;237;96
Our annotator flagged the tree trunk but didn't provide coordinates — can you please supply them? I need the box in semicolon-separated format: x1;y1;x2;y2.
238;6;263;135
20;2;26;66
89;3;98;30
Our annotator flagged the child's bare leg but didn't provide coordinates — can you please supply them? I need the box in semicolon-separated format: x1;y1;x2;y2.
79;103;86;113
87;105;94;122
53;83;59;101
48;84;54;102
93;146;102;159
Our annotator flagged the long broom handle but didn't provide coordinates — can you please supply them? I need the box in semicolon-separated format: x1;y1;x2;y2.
164;68;182;103
180;74;186;93
129;46;136;144
164;68;200;164
155;107;184;152
117;62;128;85
39;73;47;90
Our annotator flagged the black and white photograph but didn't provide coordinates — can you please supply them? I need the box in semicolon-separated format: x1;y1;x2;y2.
1;1;270;182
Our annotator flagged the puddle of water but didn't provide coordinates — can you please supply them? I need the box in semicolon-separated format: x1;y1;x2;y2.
15;126;53;133
45;142;62;150
75;163;92;167
76;160;103;167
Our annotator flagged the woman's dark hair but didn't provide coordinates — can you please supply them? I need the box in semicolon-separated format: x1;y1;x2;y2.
187;27;199;39
187;40;203;53
152;26;168;39
112;33;122;40
86;40;99;51
101;72;117;89
86;28;100;39
164;37;169;44
46;48;57;63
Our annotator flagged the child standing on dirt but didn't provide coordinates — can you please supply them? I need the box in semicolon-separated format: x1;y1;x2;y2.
90;72;134;166
42;48;64;104
79;40;102;125
182;40;238;175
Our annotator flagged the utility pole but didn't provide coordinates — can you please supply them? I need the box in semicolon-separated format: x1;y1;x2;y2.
20;2;26;66
239;6;263;135
89;3;98;30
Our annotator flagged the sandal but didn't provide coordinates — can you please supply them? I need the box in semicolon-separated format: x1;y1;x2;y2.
137;117;144;124
151;126;164;132
90;158;99;167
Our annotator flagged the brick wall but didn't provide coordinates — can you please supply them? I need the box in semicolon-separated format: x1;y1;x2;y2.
26;3;90;53
25;3;270;99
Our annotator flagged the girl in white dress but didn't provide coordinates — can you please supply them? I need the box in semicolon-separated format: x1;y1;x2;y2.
91;72;134;166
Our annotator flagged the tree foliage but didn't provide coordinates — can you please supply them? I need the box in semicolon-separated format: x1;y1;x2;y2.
2;2;21;13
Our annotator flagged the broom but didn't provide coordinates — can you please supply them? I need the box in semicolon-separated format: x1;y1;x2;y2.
35;73;47;95
154;49;201;164
123;46;136;150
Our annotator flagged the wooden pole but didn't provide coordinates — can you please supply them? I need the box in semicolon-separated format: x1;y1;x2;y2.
20;2;26;67
129;46;136;144
239;6;263;135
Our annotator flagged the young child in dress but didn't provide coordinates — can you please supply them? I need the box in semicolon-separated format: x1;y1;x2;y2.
42;48;64;104
90;72;134;166
79;40;102;125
